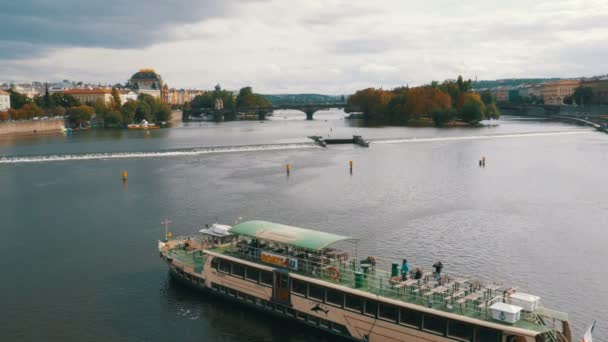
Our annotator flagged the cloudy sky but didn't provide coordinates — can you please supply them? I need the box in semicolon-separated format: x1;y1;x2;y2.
1;0;606;93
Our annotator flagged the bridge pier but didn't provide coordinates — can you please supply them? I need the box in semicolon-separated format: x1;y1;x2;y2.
304;109;317;120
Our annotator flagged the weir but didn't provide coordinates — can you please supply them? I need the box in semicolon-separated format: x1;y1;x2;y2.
308;135;369;148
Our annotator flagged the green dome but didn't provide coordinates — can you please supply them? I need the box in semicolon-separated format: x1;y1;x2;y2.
130;69;161;81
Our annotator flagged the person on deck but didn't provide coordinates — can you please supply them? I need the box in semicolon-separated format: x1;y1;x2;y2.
433;261;443;281
401;259;410;281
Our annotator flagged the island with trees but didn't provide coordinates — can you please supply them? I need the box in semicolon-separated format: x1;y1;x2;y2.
346;76;500;127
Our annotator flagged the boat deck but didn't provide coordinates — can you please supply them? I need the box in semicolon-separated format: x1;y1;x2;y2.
201;244;558;335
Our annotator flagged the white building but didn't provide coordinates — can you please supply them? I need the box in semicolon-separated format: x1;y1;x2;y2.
0;90;10;111
119;90;138;104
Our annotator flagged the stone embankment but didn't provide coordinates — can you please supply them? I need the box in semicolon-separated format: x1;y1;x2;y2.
0;118;65;136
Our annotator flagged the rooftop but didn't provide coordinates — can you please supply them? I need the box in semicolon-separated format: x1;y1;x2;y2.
230;220;352;251
64;88;113;95
0;90;10;95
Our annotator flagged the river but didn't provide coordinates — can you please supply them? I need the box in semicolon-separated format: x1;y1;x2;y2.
0;110;605;341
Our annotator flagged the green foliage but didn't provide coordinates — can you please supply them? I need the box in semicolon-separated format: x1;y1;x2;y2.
103;111;123;127
111;88;122;111
7;89;31;109
572;86;593;105
432;109;456;126
485;102;500;119
236;86;271;108
121;100;138;125
190;86;235;110
135;101;152;122
480;91;493;105
460;98;485;124
66;105;95;126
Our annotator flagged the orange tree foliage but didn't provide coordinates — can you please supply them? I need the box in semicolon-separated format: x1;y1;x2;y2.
348;86;451;124
8;103;44;120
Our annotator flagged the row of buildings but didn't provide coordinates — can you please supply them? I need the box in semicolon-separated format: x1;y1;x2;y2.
0;69;206;108
479;76;608;105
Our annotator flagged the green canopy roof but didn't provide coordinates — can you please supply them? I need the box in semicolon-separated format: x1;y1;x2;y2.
230;220;351;251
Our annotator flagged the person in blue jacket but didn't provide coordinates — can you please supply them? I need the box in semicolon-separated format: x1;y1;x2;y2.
401;259;410;281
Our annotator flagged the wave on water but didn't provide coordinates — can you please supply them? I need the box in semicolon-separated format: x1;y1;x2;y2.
370;129;592;145
0;142;318;164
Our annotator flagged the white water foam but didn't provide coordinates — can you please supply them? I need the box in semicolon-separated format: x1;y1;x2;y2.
0;142;318;164
370;130;592;145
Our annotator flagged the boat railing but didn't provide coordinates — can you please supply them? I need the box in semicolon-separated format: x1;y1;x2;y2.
219;243;518;323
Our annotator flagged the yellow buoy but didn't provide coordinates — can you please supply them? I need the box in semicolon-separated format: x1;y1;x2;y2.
286;164;291;175
349;160;353;174
122;170;128;181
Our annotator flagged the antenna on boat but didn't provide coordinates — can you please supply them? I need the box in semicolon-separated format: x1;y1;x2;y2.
161;218;172;242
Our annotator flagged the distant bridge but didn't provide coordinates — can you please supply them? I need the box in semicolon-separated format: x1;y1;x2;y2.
183;103;346;121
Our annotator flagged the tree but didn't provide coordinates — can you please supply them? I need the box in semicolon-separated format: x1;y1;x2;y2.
236;86;271;108
572;86;593;105
460;97;485;124
19;103;44;119
7;89;31;109
111;87;122;111
432;109;456;126
51;93;80;108
135;101;152;122
121;100;138;125
485;102;500;119
103;111;123;127
0;110;9;121
66;106;94;127
51;106;66;117
480;90;493;105
43;83;52;109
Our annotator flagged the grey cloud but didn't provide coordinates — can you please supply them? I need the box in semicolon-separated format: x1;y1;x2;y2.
0;0;254;59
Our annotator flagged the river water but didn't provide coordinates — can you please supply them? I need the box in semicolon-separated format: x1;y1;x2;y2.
0;110;605;341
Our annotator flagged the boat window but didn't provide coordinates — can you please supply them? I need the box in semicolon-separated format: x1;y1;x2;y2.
260;270;273;286
399;308;422;328
423;314;446;335
475;327;501;342
232;263;245;278
297;312;306;321
219;259;231;274
245;267;260;282
292;279;307;296
364;300;378;317
236;291;245;300
308;283;325;301
378;303;398;322
246;295;255;303
286;308;296;317
319;318;330;329
331;323;348;335
211;283;220;291
307;315;319;325
227;288;236;297
264;301;273;310
345;294;363;312
326;289;344;307
448;320;473;341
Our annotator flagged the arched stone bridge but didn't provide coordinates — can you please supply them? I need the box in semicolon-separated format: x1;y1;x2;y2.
184;103;346;121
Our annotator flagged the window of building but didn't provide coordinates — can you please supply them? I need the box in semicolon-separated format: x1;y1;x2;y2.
423;314;446;335
307;315;319;325
326;289;344;307
319;319;330;329
219;259;231;274
236;291;245;300
345;294;363;312
297;312;306;321
232;263;245;278
245;267;259;282
364;300;378;317
260;270;273;286
475;327;501;342
399;308;422;328
227;288;236;297
292;279;307;296
448;320;473;341
264;301;273;310
285;308;296;317
308;283;325;301
246;295;255;303
211;283;220;291
378;303;398;322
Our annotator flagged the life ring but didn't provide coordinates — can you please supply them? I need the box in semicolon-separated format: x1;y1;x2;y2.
328;266;340;282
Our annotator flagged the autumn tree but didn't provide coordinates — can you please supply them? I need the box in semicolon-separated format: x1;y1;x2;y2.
111;87;122;111
66;106;95;127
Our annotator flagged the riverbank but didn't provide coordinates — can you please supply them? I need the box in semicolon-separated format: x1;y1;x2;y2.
0;119;65;136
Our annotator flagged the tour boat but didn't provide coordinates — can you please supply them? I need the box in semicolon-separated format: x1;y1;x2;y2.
158;220;571;342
